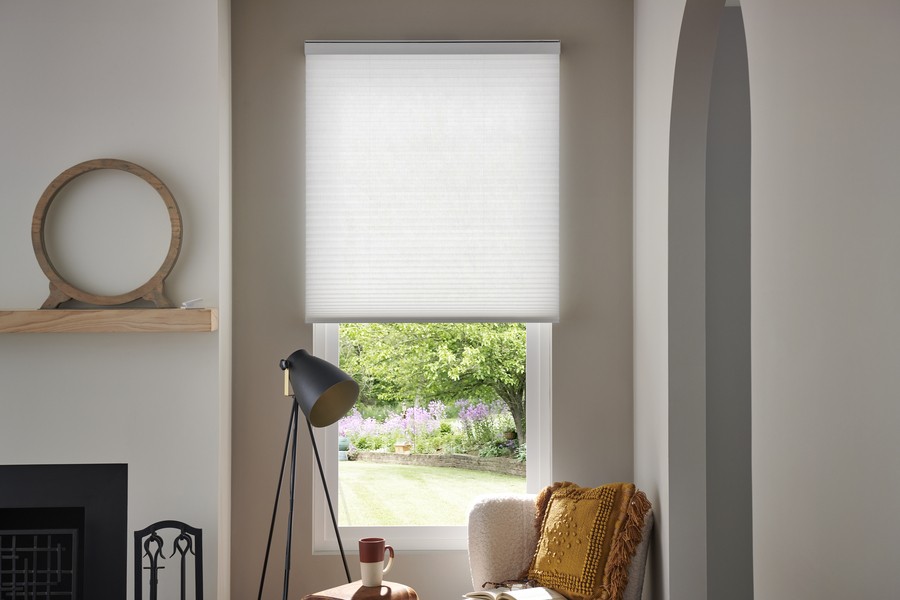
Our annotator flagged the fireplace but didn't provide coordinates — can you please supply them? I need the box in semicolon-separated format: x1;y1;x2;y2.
0;464;127;600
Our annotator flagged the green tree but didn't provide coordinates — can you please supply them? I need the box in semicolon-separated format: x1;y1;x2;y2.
339;323;528;443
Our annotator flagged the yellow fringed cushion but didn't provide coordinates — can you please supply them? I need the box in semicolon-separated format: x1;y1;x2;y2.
526;482;647;600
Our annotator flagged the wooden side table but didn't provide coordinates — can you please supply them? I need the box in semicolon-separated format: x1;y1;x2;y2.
302;580;418;600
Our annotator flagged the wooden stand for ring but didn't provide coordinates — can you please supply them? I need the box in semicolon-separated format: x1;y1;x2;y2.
301;581;418;600
31;158;182;309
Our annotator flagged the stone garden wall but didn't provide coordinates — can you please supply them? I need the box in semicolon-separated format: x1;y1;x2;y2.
355;451;525;477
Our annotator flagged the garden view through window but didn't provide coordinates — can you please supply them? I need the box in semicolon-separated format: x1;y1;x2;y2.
336;323;527;527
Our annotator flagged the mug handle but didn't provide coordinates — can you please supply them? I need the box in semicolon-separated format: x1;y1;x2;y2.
382;545;394;575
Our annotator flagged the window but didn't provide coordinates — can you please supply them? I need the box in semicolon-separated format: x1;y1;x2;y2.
312;322;551;551
305;40;559;550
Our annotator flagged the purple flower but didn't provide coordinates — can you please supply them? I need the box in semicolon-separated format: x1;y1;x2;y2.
338;408;379;437
456;400;491;425
427;401;446;420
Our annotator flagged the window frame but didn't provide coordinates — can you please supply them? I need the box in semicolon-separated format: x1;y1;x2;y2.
311;322;552;552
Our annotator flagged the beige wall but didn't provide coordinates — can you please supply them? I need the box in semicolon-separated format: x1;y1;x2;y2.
742;0;900;596
231;1;634;598
0;1;231;598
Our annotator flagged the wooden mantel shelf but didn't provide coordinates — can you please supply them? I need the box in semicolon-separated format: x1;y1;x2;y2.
0;308;218;333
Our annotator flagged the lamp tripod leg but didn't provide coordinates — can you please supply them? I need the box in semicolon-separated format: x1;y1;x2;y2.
257;400;299;600
283;399;300;600
307;417;352;584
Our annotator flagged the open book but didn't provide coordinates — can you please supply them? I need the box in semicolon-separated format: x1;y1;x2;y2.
463;587;566;600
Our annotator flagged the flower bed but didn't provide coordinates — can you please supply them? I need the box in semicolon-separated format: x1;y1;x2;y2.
339;399;522;460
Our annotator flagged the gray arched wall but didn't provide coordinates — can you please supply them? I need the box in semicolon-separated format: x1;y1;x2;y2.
635;1;725;599
667;2;724;600
705;8;753;600
637;0;900;598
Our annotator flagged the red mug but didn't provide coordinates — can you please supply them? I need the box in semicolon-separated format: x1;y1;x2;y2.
359;537;394;587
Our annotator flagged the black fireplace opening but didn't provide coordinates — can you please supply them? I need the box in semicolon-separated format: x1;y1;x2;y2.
0;464;127;600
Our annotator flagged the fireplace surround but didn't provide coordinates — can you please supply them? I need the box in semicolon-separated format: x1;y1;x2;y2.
0;464;127;600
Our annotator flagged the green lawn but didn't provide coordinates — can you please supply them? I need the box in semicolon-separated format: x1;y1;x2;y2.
337;461;526;526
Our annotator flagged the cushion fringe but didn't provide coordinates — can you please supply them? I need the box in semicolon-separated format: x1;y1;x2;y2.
592;491;652;600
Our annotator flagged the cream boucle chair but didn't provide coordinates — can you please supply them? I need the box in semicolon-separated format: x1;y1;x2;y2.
467;493;653;600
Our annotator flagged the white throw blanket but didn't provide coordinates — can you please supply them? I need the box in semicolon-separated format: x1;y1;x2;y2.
467;493;539;590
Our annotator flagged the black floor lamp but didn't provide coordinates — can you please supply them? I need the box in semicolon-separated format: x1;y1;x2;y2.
257;349;359;600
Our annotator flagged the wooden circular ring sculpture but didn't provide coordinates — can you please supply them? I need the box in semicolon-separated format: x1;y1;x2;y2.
32;158;182;309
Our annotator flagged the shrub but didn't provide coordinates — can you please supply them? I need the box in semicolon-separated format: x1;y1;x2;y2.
477;438;519;458
456;399;516;453
515;442;527;463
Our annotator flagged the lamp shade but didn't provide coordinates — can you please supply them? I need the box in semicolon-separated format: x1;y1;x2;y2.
283;349;359;427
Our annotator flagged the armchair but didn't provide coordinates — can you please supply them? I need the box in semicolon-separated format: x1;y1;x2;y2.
467;493;652;600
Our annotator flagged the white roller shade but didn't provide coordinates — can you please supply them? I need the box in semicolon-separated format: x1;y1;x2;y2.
305;41;559;322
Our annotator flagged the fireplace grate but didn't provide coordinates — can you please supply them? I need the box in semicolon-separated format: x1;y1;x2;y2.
0;530;77;600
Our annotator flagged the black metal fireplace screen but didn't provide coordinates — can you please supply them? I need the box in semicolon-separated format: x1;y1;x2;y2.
0;530;78;599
